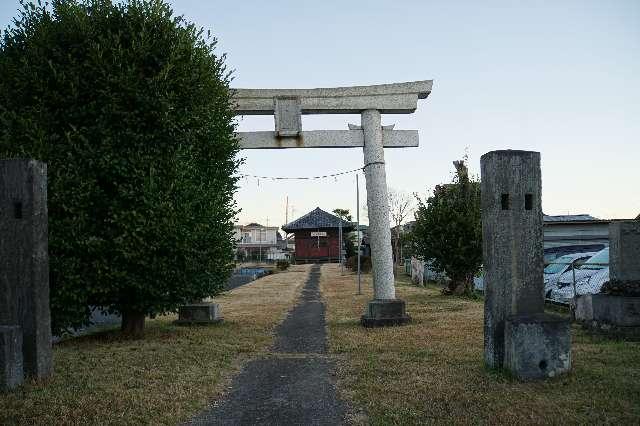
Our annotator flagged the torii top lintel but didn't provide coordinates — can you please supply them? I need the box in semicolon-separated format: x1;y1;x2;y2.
231;80;432;149
232;80;432;115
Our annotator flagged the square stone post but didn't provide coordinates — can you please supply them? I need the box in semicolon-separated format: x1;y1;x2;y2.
0;325;23;391
609;221;640;283
574;220;640;337
481;150;570;379
0;159;53;379
360;110;410;327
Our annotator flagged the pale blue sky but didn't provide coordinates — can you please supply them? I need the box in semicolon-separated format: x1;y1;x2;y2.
1;1;639;226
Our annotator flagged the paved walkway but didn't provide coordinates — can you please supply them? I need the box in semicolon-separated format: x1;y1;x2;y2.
188;265;346;425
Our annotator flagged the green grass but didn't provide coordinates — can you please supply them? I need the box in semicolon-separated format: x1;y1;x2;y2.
321;265;640;425
1;266;311;425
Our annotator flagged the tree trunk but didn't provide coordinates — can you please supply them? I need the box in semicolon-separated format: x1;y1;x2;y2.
121;310;145;338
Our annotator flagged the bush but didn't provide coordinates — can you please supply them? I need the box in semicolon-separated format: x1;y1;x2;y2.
412;159;482;296
276;260;290;271
0;0;239;336
601;280;640;297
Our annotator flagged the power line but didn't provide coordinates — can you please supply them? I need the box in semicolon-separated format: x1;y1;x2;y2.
238;161;384;181
239;167;360;181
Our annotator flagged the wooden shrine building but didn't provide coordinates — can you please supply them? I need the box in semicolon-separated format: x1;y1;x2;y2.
282;207;354;263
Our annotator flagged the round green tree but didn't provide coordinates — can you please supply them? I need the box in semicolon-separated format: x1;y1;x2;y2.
0;0;240;336
412;159;482;295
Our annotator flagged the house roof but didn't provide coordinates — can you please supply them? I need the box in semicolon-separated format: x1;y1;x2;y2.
543;214;610;225
543;214;599;222
282;207;354;232
235;223;279;230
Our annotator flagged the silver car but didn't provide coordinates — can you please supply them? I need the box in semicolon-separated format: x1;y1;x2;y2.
550;267;609;304
550;247;609;304
543;252;596;298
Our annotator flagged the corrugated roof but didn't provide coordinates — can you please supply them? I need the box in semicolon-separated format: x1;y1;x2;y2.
282;207;354;232
543;214;599;222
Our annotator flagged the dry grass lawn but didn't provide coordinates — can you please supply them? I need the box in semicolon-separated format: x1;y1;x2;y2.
320;264;640;425
0;265;311;425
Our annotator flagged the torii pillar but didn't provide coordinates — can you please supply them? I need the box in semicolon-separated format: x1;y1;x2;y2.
233;80;433;327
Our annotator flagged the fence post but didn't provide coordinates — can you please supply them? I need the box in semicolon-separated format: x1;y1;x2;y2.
570;262;577;320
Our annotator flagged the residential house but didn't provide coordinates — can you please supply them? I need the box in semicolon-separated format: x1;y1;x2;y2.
234;223;283;262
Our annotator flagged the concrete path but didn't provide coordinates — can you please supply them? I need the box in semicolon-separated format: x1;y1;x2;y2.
188;265;346;425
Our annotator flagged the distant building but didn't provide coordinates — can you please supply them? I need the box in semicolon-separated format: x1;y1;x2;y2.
543;214;610;260
282;207;354;263
234;223;284;262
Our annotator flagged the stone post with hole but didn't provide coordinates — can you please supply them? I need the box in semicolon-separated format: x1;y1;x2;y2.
0;159;53;387
481;150;570;380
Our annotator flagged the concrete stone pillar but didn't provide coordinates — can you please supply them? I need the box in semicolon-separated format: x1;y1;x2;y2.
360;110;410;327
609;220;640;283
361;109;395;300
481;150;570;379
0;325;23;391
0;159;53;379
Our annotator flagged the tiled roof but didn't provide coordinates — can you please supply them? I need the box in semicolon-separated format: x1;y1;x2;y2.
282;207;354;232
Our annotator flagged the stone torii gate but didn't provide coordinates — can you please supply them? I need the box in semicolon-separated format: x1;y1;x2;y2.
233;80;432;326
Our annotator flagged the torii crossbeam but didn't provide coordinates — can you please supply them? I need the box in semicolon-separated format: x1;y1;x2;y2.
232;80;433;327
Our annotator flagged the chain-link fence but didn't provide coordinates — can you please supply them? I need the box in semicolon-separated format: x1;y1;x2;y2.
544;248;609;306
544;261;610;304
408;249;610;307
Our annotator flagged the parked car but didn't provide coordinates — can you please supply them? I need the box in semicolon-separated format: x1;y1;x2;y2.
543;252;596;298
549;247;609;304
475;251;596;295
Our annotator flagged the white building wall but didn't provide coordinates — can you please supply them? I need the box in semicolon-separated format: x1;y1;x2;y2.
234;225;278;246
543;222;609;249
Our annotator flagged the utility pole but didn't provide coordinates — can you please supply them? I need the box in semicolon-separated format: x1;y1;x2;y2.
284;196;292;256
339;219;343;274
356;173;361;295
265;217;269;263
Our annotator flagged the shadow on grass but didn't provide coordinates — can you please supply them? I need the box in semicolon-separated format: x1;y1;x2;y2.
55;316;237;347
